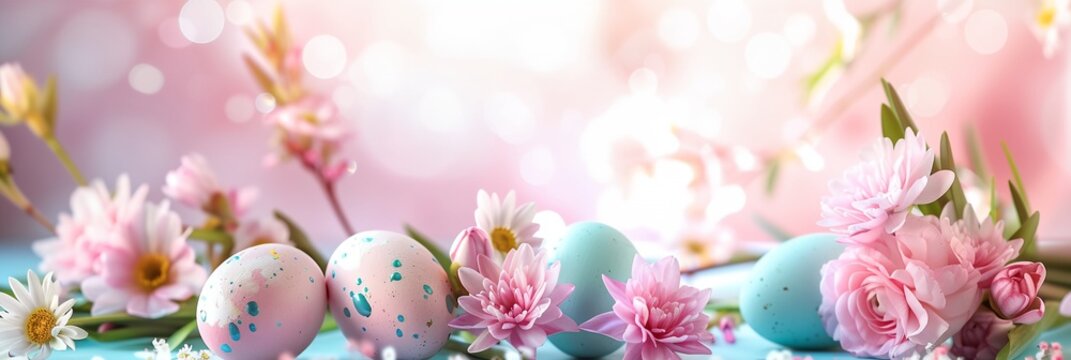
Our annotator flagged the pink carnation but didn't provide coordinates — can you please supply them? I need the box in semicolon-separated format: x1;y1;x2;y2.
82;201;207;318
945;204;1022;287
819;129;954;245
819;216;982;359
163;153;257;218
580;256;714;360
951;308;1014;359
34;175;148;286
449;244;578;354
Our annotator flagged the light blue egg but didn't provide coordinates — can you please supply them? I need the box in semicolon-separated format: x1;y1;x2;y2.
740;233;843;350
548;221;637;358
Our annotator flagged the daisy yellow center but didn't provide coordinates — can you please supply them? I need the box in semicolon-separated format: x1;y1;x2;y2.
24;308;56;345
683;238;708;256
1039;5;1057;28
490;227;518;253
135;253;171;291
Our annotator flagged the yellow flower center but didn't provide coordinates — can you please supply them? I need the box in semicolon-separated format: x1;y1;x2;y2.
24;308;56;345
135;253;171;291
1039;4;1057;29
490;227;518;253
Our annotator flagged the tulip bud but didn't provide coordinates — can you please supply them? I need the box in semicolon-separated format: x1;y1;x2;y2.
990;261;1046;324
448;227;492;296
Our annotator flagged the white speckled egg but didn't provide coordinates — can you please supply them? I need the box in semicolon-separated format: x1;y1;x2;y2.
197;244;327;359
740;233;843;349
325;231;454;360
548;222;636;358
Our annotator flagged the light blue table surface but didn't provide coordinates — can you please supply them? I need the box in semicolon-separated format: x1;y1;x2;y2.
2;245;1067;359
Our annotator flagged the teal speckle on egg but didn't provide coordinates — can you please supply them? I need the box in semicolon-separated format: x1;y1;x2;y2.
740;233;843;350
548;221;636;358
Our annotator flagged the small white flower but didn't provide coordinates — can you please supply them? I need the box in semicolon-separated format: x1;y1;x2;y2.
1034;0;1071;57
474;190;541;258
176;344;195;360
135;339;216;360
765;349;793;360
0;270;87;360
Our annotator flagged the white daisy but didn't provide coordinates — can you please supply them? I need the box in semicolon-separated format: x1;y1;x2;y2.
474;190;541;256
0;270;87;360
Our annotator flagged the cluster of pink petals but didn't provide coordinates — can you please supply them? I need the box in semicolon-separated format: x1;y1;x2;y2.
449;244;578;353
951;308;1014;359
819;216;983;359
163;153;258;218
264;96;352;178
82;201;206;318
449;226;492;271
944;204;1022;287
233;216;291;250
34;175;147;286
580;256;714;360
819;129;954;245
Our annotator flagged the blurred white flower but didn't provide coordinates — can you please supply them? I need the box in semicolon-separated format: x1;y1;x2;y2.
1034;0;1071;57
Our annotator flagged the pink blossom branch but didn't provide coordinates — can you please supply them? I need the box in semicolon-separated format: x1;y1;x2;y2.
286;141;355;236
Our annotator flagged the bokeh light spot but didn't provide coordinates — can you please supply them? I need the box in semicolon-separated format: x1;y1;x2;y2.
225;94;254;123
179;0;225;44
255;93;276;113
708;0;752;43
783;13;816;47
745;32;792;79
658;8;701;50
128;64;165;95
939;0;974;24
964;9;1007;55
303;34;348;79
226;0;254;25
520;147;555;186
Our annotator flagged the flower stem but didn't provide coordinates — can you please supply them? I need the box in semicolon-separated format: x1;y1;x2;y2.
167;321;199;350
43;136;87;186
443;337;506;360
320;178;355;236
681;253;762;276
0;178;55;234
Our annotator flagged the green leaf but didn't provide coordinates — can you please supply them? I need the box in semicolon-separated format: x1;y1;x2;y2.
167;320;198;350
404;224;451;272
880;104;905;142
880;79;918;134
1010;182;1031;229
764;158;781;195
274;210;328;271
41;76;57;130
990;176;1000;221
997;301;1069;360
243;55;279;99
966;125;990;181
1013;211;1040;256
939;132;968;219
752;214;792;241
1002;142;1031;212
319;312;337;333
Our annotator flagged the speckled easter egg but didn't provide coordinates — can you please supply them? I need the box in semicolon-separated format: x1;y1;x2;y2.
197;244;327;359
740;233;843;350
547;221;637;358
325;231;454;360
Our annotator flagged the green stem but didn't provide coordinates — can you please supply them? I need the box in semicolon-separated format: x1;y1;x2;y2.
43;137;86;186
444;337;506;360
681;253;762;276
188;228;233;245
404;224;451;273
275;210;328;271
167;321;199;349
70;306;196;328
91;325;177;342
319;313;338;332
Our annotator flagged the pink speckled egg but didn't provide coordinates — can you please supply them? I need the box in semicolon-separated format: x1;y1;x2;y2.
326;231;455;360
197;244;327;359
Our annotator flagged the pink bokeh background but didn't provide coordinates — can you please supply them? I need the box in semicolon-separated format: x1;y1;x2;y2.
3;0;1071;261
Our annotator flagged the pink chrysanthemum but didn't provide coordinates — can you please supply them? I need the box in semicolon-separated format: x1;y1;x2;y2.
943;204;1022;287
449;244;578;354
580;255;714;360
818;129;955;245
81;201;207;319
33;175;148;286
163;153;257;218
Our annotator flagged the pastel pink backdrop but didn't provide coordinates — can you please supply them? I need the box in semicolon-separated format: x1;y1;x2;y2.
2;0;1071;259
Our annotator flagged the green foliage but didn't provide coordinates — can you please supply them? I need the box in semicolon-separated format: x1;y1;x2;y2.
996;301;1068;360
274;210;328;271
404;224;451;273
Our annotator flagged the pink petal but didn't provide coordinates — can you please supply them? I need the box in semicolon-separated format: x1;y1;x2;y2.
514;328;548;350
469;331;500;353
450;314;486;329
602;275;630;305
665;339;713;355
457;296;486;317
458;267;487;294
916;170;954;204
579;312;627;340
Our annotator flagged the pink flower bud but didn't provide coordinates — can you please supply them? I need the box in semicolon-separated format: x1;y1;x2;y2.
951;308;1014;359
991;261;1046;324
0;63;33;120
449;227;492;271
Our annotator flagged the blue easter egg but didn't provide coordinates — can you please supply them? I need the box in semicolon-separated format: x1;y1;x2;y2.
740;233;843;350
548;221;637;358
